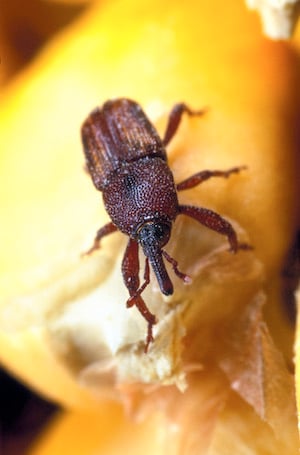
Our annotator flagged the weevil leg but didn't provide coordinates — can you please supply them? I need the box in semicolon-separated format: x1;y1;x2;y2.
162;103;207;146
122;239;156;352
122;238;140;296
162;250;191;284
177;166;246;191
179;205;239;252
83;222;118;255
126;258;151;306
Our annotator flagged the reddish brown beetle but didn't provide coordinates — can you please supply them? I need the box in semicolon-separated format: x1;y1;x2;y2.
81;98;245;351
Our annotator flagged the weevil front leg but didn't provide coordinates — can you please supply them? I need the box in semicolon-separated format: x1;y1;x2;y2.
162;103;207;146
177;166;246;191
121;238;157;352
162;250;191;284
83;222;118;255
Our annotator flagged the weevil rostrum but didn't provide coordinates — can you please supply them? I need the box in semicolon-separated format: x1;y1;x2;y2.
81;98;246;352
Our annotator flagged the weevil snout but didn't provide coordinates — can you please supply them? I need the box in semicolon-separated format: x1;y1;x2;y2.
138;222;173;296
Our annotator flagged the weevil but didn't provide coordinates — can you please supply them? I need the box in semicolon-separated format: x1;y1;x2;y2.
81;98;246;351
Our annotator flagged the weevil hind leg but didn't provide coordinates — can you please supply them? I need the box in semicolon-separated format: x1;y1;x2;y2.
82;222;118;256
122;239;157;352
162;103;207;146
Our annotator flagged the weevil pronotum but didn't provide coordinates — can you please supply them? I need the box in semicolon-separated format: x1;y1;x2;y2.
81;98;247;352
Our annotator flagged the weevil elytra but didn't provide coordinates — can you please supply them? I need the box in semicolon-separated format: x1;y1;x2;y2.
81;98;246;351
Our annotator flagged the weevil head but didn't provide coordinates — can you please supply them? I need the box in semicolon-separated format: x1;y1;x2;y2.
138;221;171;250
137;221;174;296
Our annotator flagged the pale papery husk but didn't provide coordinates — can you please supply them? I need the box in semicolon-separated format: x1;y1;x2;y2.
246;0;300;38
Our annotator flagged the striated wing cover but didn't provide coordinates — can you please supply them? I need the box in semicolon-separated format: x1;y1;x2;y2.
81;98;167;191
